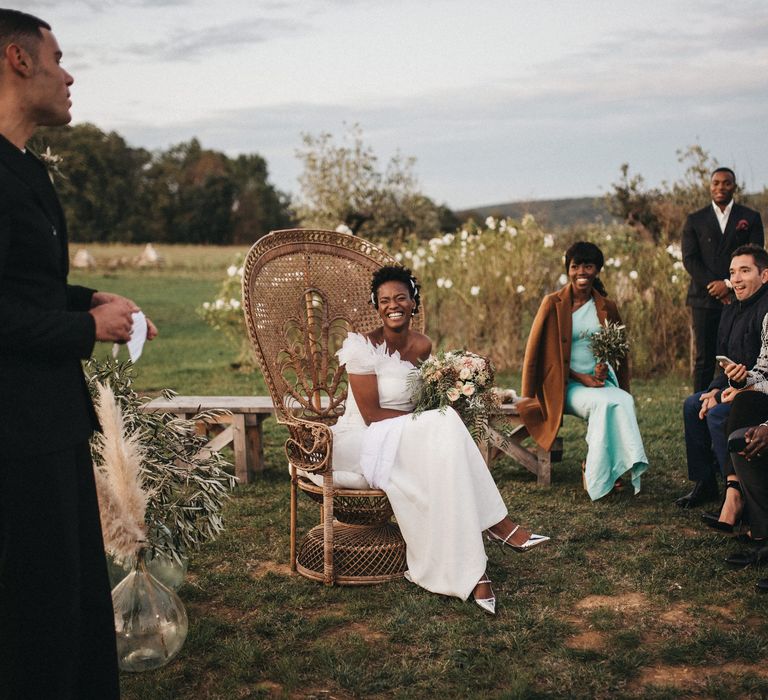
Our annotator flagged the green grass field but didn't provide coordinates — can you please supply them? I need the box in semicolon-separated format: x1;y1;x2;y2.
70;245;768;699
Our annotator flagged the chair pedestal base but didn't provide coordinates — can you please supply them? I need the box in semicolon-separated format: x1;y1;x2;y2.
296;522;407;586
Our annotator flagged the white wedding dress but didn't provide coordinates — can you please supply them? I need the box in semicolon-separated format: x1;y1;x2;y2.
330;333;508;601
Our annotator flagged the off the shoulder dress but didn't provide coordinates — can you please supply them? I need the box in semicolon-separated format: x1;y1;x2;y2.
330;332;508;601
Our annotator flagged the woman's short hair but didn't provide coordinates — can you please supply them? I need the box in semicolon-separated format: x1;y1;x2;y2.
564;241;608;296
370;265;421;314
564;241;604;271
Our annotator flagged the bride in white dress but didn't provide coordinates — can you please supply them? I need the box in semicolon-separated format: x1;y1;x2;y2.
331;266;548;614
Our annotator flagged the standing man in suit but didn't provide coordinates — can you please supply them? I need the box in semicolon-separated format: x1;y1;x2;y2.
0;10;156;698
682;167;764;393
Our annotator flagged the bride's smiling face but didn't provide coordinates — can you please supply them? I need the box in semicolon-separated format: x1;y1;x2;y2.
375;280;415;329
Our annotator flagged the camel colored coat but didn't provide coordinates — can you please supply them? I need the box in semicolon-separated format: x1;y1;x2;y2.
518;284;630;451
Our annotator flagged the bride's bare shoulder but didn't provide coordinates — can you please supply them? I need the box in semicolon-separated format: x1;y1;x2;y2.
411;331;432;359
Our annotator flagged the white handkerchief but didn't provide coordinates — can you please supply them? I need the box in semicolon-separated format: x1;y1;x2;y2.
112;311;148;363
127;311;147;362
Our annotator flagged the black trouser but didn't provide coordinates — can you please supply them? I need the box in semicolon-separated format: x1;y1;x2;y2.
691;306;723;393
727;392;768;540
0;443;119;700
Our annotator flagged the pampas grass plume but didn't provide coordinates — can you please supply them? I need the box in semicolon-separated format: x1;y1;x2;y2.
93;381;148;563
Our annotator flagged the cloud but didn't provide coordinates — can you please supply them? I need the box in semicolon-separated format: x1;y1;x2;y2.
101;65;768;208
122;16;307;61
31;0;192;7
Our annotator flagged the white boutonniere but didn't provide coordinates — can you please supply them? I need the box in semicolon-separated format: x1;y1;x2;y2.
37;146;65;183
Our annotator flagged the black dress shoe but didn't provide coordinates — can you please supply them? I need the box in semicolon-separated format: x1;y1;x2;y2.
701;512;735;533
756;578;768;592
725;546;768;567
675;478;720;508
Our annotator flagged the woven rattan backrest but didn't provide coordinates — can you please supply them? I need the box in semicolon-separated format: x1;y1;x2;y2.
242;229;425;424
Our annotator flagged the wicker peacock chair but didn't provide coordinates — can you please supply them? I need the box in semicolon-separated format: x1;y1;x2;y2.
241;228;424;585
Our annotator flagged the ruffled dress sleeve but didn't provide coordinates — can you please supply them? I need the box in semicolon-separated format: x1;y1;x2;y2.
337;333;376;375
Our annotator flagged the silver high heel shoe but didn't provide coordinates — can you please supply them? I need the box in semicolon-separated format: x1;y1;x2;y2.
472;578;496;615
487;524;550;553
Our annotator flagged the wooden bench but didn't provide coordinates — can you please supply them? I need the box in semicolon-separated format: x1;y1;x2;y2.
141;397;561;487
484;404;563;486
142;396;276;484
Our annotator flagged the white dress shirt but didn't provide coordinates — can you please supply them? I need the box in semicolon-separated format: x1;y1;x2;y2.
712;199;734;234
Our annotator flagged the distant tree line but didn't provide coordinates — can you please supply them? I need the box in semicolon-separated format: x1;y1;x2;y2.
29;123;459;245
30;124;293;244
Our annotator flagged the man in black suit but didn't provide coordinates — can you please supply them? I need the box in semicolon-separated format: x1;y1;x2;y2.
0;10;156;698
682;167;764;393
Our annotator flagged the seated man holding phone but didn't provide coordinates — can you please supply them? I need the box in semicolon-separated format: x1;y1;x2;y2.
677;244;768;508
712;383;768;589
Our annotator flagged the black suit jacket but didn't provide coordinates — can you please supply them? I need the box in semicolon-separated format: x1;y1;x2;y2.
682;202;764;309
0;135;98;455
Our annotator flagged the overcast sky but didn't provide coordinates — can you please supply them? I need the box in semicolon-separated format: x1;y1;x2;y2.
25;0;768;209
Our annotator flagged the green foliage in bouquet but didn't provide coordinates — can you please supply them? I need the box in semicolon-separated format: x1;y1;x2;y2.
85;359;237;565
410;350;504;443
587;320;630;370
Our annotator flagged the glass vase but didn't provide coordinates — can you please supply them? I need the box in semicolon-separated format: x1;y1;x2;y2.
108;552;188;591
112;550;189;672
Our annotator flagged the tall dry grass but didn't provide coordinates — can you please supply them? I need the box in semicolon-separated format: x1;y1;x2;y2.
396;216;690;376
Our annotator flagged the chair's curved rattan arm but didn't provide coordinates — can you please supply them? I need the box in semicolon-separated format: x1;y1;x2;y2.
283;414;333;474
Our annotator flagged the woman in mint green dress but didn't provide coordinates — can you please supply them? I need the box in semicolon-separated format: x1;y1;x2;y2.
520;241;649;500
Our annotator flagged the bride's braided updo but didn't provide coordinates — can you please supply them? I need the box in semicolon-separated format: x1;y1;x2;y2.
370;265;421;315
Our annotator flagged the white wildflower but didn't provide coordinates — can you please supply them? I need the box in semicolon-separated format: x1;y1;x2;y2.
543;234;554;248
394;252;403;262
558;274;568;286
671;274;679;283
444;279;454;289
613;258;622;268
485;216;496;230
230;298;240;309
437;278;445;288
673;261;684;270
516;284;526;294
404;250;413;259
605;234;612;241
666;243;683;261
508;227;518;237
227;265;238;277
522;213;535;227
470;286;480;296
335;224;353;235
629;270;638;280
461;229;469;241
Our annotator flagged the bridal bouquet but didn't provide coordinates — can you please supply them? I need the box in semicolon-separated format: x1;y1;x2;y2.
410;350;502;441
587;320;629;370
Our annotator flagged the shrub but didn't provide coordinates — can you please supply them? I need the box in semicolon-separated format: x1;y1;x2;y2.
198;255;255;368
396;216;689;377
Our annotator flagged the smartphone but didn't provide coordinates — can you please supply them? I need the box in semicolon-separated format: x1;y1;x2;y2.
716;355;736;366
